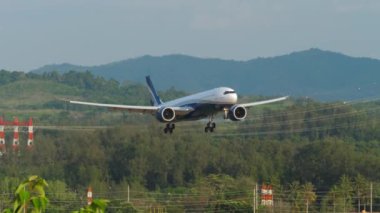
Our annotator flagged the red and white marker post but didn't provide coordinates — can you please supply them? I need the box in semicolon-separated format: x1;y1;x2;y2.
0;117;5;154
12;117;20;152
87;186;93;205
261;184;274;206
27;117;34;149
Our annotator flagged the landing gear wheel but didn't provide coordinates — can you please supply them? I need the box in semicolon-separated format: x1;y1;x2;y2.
164;123;175;134
205;121;216;133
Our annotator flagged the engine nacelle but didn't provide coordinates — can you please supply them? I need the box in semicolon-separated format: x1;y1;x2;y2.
228;105;247;121
156;107;176;122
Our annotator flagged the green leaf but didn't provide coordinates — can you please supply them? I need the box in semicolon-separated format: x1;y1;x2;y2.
18;190;31;203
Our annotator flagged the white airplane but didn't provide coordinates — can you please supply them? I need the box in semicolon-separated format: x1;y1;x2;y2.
69;76;288;134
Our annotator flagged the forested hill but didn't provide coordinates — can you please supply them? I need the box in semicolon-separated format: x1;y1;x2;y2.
30;48;380;101
0;69;380;211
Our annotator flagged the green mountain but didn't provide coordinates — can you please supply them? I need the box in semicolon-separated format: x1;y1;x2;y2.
30;48;380;101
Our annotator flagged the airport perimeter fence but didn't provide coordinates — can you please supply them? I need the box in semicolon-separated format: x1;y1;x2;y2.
1;183;380;212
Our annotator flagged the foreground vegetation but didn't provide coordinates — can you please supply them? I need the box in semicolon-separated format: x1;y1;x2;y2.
0;70;379;212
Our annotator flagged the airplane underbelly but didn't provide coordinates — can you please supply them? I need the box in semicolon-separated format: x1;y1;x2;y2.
177;103;225;121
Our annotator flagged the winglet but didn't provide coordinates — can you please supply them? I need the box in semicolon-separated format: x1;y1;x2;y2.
145;76;163;106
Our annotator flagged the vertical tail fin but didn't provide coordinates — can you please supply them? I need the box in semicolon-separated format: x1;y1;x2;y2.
145;76;163;106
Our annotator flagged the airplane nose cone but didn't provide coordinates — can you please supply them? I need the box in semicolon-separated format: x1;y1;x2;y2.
229;93;238;104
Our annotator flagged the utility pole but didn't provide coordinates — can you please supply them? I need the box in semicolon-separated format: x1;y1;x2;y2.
23;186;26;213
370;182;373;213
358;190;361;213
253;184;258;213
333;192;336;213
253;186;256;213
128;184;130;203
256;184;258;213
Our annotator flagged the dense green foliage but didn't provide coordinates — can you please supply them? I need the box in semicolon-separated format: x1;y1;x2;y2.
2;176;109;213
2;176;49;213
0;70;379;211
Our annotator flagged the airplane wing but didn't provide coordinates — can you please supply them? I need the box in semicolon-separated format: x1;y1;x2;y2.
69;100;159;114
239;96;288;108
69;100;195;115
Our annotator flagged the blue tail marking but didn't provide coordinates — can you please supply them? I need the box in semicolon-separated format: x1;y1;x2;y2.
145;76;163;106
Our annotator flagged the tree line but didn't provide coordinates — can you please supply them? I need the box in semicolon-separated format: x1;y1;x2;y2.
0;69;379;211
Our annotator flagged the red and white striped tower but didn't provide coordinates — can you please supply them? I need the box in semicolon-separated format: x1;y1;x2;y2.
12;117;20;152
267;185;273;206
261;184;274;206
261;184;268;206
27;117;34;149
87;186;93;205
0;117;5;154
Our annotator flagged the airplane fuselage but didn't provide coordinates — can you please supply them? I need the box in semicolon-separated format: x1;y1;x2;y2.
160;87;238;121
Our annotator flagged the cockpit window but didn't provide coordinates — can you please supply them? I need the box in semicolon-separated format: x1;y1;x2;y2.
224;90;236;95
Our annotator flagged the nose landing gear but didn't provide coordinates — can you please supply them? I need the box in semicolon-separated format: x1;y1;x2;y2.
205;115;216;133
205;122;216;133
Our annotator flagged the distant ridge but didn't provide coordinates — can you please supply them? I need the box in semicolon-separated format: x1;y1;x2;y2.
30;48;380;101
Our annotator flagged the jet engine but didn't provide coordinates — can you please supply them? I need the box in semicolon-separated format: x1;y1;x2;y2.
228;105;247;121
156;107;176;122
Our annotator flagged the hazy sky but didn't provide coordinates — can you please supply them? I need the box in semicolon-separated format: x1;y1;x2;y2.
1;0;380;71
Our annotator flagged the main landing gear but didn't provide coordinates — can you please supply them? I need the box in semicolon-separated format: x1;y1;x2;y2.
164;123;175;134
205;115;216;133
